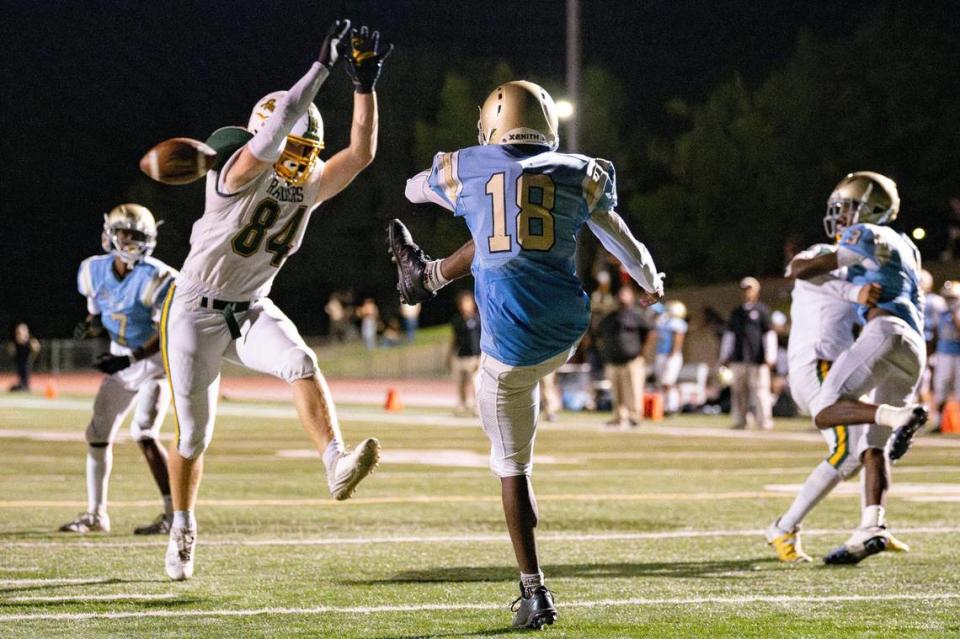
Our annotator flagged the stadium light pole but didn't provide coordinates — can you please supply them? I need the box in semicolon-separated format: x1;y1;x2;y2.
566;0;580;151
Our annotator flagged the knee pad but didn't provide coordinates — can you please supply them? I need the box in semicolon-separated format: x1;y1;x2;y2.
85;421;111;446
489;448;534;478
177;427;212;460
129;419;162;443
280;346;317;383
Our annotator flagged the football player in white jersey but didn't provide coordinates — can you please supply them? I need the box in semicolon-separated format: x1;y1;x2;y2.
764;242;881;562
62;204;177;535
146;20;392;580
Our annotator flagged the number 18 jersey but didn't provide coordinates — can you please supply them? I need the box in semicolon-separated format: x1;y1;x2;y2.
178;127;323;302
427;144;617;366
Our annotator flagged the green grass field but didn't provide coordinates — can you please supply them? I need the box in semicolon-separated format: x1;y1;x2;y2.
2;393;959;638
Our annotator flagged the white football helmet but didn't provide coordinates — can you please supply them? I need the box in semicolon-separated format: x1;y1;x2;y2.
248;91;324;186
666;300;687;320
101;204;159;265
477;81;559;151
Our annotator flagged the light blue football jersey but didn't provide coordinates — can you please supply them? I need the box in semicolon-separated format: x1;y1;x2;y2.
937;308;960;354
77;255;176;349
427;144;617;366
656;316;688;355
840;223;923;335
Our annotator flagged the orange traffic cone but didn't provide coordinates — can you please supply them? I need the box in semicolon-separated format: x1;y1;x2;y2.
384;388;403;412
643;392;664;422
44;380;59;400
942;400;960;434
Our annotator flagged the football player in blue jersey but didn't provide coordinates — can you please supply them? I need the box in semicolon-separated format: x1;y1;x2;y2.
60;204;177;535
932;280;960;430
788;172;929;564
388;81;664;629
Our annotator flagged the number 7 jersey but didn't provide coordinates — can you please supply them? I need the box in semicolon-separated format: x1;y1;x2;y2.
178;127;323;302
427;144;617;366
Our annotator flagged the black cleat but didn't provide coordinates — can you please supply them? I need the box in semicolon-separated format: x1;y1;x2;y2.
888;406;929;462
511;583;558;630
387;219;435;305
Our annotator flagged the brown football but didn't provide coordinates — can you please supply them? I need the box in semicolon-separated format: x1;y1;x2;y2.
139;137;217;185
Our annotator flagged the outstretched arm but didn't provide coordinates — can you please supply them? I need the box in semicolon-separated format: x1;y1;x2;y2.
314;25;392;202
222;20;351;194
785;252;839;280
587;209;664;306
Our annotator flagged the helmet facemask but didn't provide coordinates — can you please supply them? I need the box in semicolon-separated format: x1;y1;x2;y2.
824;198;869;240
275;135;323;186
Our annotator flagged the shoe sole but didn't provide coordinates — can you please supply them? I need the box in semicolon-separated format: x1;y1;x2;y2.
527;611;558;629
332;439;381;501
823;535;888;565
889;410;929;461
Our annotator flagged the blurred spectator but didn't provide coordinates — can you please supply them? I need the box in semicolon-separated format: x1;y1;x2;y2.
400;302;421;342
450;291;481;416
933;281;960;432
920;270;947;412
597;285;655;427
942;197;960;261
540;373;561;422
7;322;40;392
382;317;403;347
655;301;688;415
702;306;727;341
589;271;617;328
325;291;356;342
720;277;777;430
358;298;380;350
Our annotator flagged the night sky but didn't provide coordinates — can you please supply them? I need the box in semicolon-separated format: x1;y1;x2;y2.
0;0;941;337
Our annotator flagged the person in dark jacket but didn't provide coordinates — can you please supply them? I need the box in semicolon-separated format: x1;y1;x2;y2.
597;285;656;427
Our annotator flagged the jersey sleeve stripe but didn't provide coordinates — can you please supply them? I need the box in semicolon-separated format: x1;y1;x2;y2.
581;159;606;211
79;260;95;297
440;151;462;207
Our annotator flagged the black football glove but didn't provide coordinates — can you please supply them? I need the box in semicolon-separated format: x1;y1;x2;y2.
317;19;352;69
94;353;133;375
342;25;393;93
73;316;103;340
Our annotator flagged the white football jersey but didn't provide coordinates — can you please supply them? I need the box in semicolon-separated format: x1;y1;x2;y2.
787;244;860;368
178;151;324;301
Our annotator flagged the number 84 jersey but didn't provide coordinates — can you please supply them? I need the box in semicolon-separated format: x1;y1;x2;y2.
427;144;617;366
178;127;323;302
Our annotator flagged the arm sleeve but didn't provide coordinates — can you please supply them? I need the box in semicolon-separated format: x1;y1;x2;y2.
424;151;462;212
406;169;455;212
246;62;330;163
586;209;664;296
764;330;778;366
583;158;617;213
719;330;735;362
818;278;862;303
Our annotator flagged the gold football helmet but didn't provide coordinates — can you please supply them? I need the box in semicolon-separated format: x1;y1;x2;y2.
101;203;159;265
666;300;687;320
248;91;324;186
477;81;559;151
942;280;960;301
824;171;900;239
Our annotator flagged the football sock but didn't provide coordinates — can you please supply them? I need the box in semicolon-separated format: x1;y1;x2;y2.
875;404;913;428
86;444;112;516
163;495;174;518
778;461;841;531
520;570;545;594
173;510;196;530
322;440;345;474
860;504;885;529
423;260;450;292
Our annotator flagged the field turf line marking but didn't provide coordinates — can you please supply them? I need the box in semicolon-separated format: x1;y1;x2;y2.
3;593;959;622
4;526;960;549
7;594;179;603
0;578;116;586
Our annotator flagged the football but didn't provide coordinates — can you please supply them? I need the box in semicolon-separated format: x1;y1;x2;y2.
139;137;217;185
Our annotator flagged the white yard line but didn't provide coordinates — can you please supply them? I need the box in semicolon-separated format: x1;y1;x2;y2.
4;526;959;549
0;578;115;586
7;594;179;603
5;396;959;449
2;593;958;622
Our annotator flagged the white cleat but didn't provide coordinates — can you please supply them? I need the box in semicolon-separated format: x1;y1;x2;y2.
327;438;381;501
59;512;110;533
165;526;196;581
823;525;909;565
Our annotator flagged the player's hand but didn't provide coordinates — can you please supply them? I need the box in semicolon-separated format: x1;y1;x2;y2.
341;25;394;93
857;282;883;306
94;353;133;375
73;316;103;340
317;19;351;69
